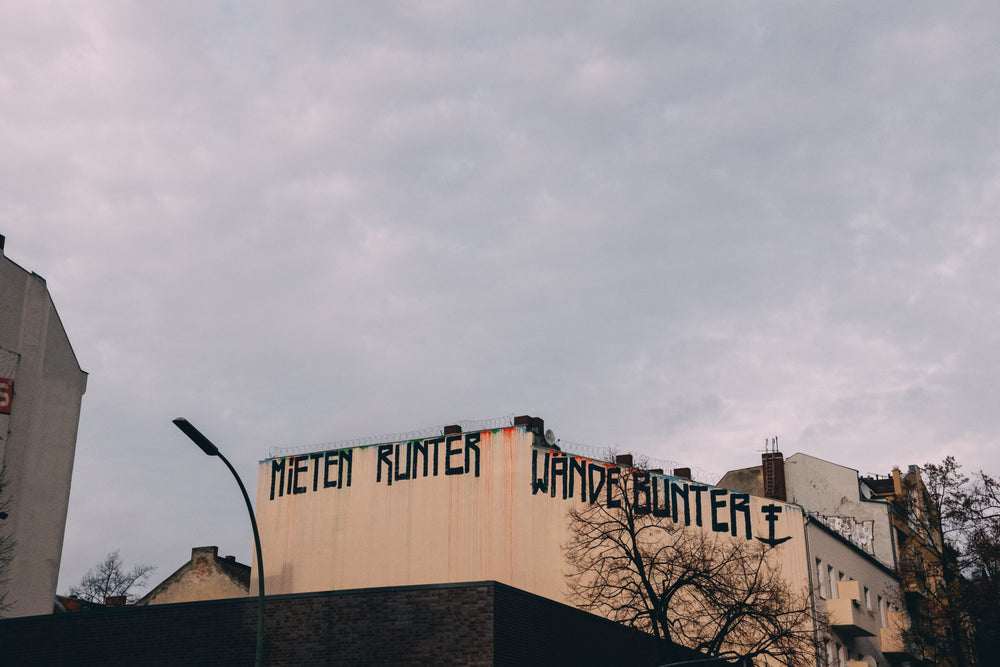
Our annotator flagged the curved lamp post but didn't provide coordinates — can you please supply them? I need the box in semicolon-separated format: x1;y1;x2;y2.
172;418;265;667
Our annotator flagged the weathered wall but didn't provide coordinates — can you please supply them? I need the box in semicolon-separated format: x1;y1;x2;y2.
720;453;899;569
0;245;87;617
253;425;811;616
138;546;250;606
785;453;897;567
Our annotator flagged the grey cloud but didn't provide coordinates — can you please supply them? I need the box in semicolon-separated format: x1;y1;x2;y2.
3;2;999;592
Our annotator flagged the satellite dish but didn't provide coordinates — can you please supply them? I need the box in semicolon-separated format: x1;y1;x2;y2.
544;429;557;446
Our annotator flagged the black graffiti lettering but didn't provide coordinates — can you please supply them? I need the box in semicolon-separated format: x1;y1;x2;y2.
633;471;651;516
310;452;323;491
377;444;393;485
426;437;444;477
532;449;550;494
324;451;339;488
339;449;352;487
445;435;463;475
414;440;429;478
270;458;286;500
651;475;670;518
293;456;308;494
518;455;785;545
569;457;587;502
672;482;690;526
551;455;568;499
395;443;412;481
465;432;480;477
606;467;621;509
270;450;353;500
710;489;728;533
730;493;751;539
690;485;708;527
371;434;482;485
756;503;792;547
588;463;605;503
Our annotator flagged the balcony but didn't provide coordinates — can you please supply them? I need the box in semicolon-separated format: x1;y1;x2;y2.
826;580;878;637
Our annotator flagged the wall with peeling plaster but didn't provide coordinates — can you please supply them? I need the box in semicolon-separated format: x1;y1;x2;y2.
783;453;897;567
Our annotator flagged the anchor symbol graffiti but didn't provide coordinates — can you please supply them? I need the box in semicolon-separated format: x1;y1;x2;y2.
756;503;792;548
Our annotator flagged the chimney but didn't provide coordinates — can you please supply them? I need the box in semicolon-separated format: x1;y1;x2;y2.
514;415;546;446
104;595;127;607
762;451;787;501
615;454;634;467
673;467;691;480
443;424;462;435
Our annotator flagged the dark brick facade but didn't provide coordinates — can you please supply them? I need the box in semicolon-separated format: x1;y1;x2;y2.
1;581;669;666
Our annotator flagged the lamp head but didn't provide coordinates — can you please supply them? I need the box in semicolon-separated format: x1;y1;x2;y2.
172;418;220;456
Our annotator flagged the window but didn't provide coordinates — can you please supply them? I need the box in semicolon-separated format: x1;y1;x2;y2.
879;595;887;627
817;558;828;599
828;565;838;598
864;585;872;609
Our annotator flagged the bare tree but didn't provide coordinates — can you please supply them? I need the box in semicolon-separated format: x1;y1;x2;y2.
0;468;14;614
564;463;820;666
961;467;1000;658
897;458;1000;664
68;550;155;605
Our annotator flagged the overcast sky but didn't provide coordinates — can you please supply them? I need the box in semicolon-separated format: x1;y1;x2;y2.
2;3;998;597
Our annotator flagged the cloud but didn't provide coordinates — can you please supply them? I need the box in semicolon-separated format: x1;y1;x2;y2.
2;2;999;591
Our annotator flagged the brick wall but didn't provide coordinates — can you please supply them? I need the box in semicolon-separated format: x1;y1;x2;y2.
0;581;669;666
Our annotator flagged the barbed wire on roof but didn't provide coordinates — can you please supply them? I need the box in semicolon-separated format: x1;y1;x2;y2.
456;414;516;432
268;414;519;458
558;440;677;470
555;440;722;485
267;417;725;484
553;441;617;463
269;426;440;458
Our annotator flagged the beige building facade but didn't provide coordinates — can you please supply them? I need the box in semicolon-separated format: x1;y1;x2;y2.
0;235;88;617
252;417;921;664
253;420;809;607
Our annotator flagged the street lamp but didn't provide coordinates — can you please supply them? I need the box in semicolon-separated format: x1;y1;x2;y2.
172;418;265;667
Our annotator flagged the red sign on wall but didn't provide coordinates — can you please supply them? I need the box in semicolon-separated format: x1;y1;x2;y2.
0;378;12;414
